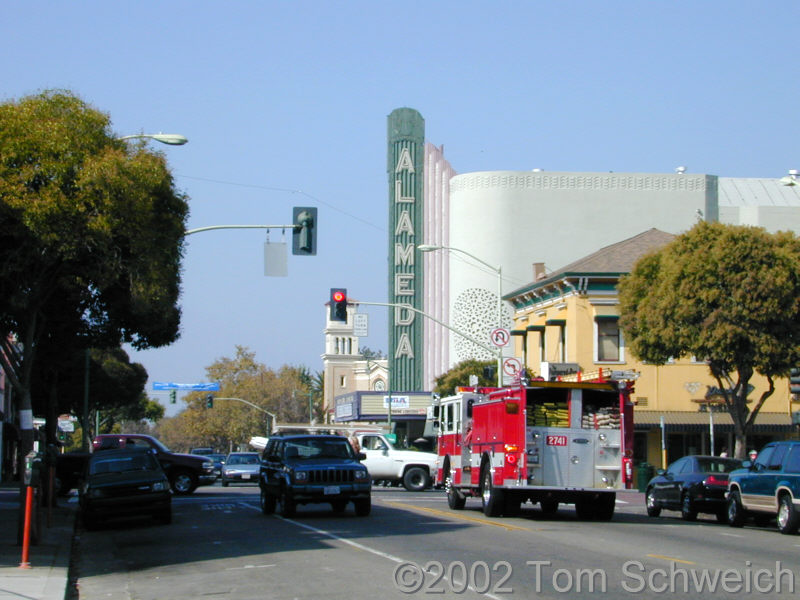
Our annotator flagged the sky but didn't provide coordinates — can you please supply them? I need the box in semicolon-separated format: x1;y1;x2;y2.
4;2;800;416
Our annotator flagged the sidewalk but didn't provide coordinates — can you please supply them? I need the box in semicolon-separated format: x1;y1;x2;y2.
0;483;76;600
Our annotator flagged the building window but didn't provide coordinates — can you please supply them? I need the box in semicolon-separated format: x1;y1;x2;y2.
596;317;621;362
339;375;346;387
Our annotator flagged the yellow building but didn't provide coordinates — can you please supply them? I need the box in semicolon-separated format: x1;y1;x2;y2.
504;229;796;473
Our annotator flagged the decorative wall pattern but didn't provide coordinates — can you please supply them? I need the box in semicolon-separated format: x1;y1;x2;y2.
452;287;512;362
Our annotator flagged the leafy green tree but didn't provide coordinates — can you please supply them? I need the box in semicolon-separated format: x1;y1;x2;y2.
0;90;188;463
618;222;800;458
433;359;496;397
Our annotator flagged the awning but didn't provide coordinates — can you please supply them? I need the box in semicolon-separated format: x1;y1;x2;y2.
634;411;794;433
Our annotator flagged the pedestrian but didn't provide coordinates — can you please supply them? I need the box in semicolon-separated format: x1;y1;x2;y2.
349;434;361;454
719;446;728;458
749;449;758;462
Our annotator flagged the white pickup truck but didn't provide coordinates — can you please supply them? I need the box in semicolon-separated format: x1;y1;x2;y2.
356;432;437;492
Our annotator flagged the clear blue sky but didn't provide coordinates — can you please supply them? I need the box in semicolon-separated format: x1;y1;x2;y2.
4;2;799;414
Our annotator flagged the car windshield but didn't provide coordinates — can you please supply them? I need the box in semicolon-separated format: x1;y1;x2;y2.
227;454;259;465
695;458;742;473
90;454;158;475
284;439;353;460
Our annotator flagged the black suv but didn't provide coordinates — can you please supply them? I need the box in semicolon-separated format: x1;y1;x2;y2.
728;441;800;534
259;434;371;517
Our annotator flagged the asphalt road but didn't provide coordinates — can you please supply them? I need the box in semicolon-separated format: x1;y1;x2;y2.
71;484;800;599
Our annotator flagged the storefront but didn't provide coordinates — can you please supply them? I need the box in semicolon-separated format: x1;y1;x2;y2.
333;391;432;448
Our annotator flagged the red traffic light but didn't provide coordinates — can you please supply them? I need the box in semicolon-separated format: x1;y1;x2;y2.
330;288;347;322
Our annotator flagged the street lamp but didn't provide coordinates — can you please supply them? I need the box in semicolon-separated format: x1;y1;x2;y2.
118;133;188;145
417;244;504;386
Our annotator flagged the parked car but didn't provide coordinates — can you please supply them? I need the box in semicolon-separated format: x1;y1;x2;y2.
727;441;800;534
190;447;214;456
79;447;171;529
645;455;742;522
259;434;371;517
208;453;227;479
221;452;260;486
93;434;216;494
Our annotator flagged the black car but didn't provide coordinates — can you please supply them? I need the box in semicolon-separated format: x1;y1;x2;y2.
645;455;742;522
79;447;172;529
259;434;371;517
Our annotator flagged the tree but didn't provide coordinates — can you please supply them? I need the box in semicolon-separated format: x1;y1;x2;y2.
618;221;800;459
0;90;188;467
433;359;496;397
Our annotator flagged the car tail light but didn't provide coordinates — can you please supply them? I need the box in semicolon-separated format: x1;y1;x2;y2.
704;475;728;487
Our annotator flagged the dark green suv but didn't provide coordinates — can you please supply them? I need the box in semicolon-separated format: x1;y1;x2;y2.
259;434;371;517
727;441;800;534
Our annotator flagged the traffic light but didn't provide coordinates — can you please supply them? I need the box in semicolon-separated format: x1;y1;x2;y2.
791;368;800;395
170;390;177;404
206;394;214;409
292;207;317;255
330;288;347;322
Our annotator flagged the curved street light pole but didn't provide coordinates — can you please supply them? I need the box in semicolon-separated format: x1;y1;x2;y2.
213;397;277;434
418;244;504;386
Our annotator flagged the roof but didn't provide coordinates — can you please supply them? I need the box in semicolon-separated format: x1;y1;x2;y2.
719;177;800;207
634;411;793;433
506;228;676;298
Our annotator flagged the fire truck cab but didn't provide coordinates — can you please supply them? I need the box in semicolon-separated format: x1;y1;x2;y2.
435;373;635;520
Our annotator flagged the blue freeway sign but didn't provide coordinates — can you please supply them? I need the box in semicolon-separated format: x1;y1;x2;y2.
153;382;221;391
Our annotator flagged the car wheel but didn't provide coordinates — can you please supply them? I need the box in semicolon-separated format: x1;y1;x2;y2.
354;497;371;517
777;494;799;535
260;489;275;515
170;470;198;495
279;488;295;518
402;467;430;492
645;488;661;517
481;465;504;517
727;489;745;527
681;493;698;521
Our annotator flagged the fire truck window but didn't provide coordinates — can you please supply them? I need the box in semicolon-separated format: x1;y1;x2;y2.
444;404;454;432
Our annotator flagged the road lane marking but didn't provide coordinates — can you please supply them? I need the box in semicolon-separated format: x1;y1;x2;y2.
646;554;696;565
379;499;531;532
239;501;505;600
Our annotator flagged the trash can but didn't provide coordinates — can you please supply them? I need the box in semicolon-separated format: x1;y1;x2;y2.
636;462;654;493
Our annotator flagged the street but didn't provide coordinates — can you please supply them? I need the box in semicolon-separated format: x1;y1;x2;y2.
71;485;800;599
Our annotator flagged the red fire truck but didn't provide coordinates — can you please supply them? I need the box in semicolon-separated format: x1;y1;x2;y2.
434;371;636;520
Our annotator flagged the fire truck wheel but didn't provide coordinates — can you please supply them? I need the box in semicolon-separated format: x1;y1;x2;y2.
540;500;559;515
403;467;430;492
594;493;616;521
481;466;505;517
575;497;594;521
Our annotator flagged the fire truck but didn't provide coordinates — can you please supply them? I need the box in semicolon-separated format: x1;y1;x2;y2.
434;370;636;520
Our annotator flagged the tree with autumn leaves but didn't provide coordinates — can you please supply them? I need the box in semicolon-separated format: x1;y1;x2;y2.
619;222;800;459
156;347;323;453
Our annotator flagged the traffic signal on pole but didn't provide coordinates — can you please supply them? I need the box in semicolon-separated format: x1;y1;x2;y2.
206;394;214;409
292;207;317;255
330;288;347;322
170;390;177;404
